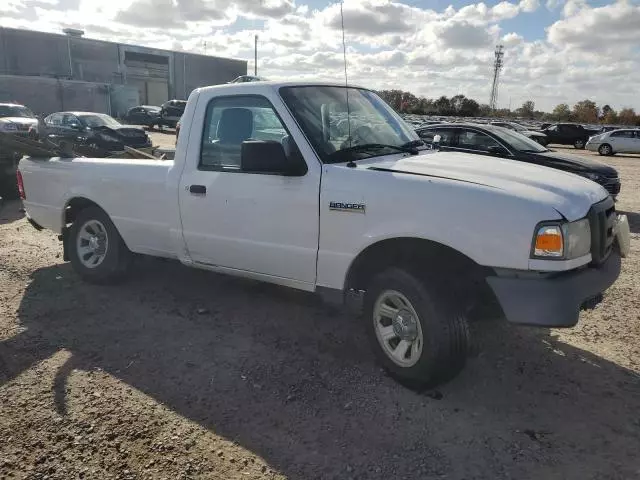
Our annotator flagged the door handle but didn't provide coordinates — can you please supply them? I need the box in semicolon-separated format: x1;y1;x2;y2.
189;185;207;195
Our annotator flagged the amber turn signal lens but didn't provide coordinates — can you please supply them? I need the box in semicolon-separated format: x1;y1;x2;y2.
535;233;562;251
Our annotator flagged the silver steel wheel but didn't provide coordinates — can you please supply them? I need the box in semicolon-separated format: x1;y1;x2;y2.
373;290;424;368
76;219;109;269
599;144;612;155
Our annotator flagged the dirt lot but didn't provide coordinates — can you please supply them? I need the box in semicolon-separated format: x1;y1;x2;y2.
1;149;639;480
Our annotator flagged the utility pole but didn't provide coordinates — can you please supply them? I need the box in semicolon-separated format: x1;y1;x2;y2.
489;45;504;112
254;35;258;76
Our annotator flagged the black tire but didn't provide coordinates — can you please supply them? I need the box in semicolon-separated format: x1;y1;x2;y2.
598;143;613;156
574;139;585;149
68;206;132;284
364;268;469;390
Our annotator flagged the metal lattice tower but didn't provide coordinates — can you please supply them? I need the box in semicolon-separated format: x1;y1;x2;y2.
489;45;504;111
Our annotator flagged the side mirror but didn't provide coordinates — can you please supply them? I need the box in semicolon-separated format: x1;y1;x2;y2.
241;140;307;176
488;145;508;156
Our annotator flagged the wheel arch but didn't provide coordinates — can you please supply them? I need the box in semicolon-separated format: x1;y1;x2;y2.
63;196;109;226
344;237;494;292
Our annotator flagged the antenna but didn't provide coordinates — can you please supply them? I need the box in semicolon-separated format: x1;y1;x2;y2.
340;0;355;166
489;45;504;112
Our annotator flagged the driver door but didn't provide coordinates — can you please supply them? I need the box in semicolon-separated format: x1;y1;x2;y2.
178;94;321;287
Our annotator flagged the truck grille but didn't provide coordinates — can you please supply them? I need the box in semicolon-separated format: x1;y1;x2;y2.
601;178;621;196
588;196;616;266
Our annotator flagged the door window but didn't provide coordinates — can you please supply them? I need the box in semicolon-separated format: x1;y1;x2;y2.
457;129;501;152
434;128;456;146
610;130;634;138
61;114;79;127
199;96;290;171
46;113;62;126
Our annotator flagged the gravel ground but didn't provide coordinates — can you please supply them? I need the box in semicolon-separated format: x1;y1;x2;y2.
1;147;639;480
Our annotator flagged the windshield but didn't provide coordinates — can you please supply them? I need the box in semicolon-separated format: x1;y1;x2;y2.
78;114;122;128
280;86;420;164
489;126;547;153
0;105;35;118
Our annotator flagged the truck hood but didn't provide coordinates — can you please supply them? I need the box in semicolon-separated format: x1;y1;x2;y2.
360;150;608;221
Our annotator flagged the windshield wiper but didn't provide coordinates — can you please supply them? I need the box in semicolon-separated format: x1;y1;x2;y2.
327;143;419;164
400;139;426;151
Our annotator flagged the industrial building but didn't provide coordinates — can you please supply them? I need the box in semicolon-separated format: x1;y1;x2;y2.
0;27;247;116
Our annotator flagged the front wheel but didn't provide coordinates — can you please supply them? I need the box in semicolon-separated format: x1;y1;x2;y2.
68;207;132;284
364;268;469;390
598;143;613;156
574;139;585;149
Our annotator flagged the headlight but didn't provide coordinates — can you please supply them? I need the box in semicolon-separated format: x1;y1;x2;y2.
0;123;18;131
563;218;591;259
532;218;591;260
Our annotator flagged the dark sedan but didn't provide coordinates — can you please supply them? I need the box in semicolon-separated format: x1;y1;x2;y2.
416;123;621;197
44;112;152;153
122;105;161;127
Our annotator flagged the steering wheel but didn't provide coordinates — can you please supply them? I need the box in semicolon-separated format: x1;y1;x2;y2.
341;125;375;149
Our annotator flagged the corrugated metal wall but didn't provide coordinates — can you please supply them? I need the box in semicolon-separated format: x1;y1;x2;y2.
0;27;247;114
0;75;111;115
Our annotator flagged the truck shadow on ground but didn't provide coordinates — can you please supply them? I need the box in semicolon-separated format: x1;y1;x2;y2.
2;258;640;479
0;200;23;224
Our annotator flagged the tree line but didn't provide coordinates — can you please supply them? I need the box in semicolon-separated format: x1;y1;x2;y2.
377;89;640;125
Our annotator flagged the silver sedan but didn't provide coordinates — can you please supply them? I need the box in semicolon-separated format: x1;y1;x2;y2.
586;129;640;155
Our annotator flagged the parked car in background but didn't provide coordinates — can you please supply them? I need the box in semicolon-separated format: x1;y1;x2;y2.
43;112;151;153
229;75;267;83
416;123;621;197
123;105;161;127
156;100;187;129
586;129;640;156
490;121;548;145
541;123;599;149
0;103;38;137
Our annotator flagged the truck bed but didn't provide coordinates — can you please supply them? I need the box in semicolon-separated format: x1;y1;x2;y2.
19;157;178;257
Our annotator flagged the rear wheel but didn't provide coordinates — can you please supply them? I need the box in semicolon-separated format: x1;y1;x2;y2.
598;143;613;156
68;207;132;284
364;268;469;390
574;139;585;149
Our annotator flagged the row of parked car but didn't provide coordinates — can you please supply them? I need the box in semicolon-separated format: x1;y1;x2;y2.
0;102;152;154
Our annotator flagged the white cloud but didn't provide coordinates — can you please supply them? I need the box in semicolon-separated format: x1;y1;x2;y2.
0;0;638;111
502;32;524;46
548;1;640;53
519;0;540;13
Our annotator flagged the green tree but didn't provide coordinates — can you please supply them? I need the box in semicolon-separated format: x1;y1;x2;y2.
618;108;638;125
572;100;599;123
517;100;535;118
434;96;452;115
552;103;572;121
602;108;618;125
478;103;492;117
459;98;480;117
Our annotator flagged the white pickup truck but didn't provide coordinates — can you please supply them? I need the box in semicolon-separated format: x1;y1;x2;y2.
18;81;630;389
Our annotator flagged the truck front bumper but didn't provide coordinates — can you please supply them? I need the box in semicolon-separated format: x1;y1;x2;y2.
486;250;621;328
